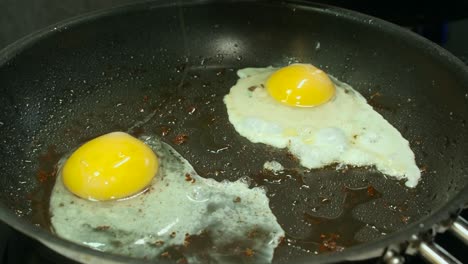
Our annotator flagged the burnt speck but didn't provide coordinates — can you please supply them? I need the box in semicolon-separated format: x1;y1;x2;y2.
244;248;254;257
160;126;171;137
187;106;197;115
233;197;241;203
286;151;298;162
401;215;411;224
248;86;257;91
319;233;344;252
260;84;265;88
247;230;259;239
420;165;427;174
185;173;196;183
37;170;48;183
30;145;62;228
37;146;61;183
185;173;192;181
170;232;177;238
367;185;377;197
370;92;381;100
184;233;191;247
173;134;188;145
177;258;188;264
152;240;165;247
278;236;286;245
143;95;149;102
94;225;110;231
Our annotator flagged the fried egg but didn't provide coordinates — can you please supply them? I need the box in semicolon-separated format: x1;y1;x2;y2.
223;64;420;187
50;132;284;263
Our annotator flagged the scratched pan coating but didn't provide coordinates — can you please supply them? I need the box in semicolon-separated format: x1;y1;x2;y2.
0;1;467;263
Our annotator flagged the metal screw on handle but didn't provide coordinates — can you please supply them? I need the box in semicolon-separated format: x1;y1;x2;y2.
448;216;468;245
383;249;405;264
419;241;462;264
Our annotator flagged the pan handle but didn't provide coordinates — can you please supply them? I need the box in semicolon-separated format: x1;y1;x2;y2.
448;216;468;245
419;241;462;264
416;216;468;264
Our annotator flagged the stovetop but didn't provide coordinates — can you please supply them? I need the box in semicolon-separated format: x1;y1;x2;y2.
0;1;467;264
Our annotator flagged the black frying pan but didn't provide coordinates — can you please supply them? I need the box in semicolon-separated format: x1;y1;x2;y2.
0;1;467;263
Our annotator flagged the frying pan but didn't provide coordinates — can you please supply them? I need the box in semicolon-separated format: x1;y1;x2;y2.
0;0;467;263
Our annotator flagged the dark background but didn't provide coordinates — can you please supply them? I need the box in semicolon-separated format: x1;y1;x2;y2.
0;0;467;60
0;1;467;264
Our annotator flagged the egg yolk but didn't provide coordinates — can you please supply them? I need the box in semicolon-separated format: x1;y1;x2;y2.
62;132;158;201
266;63;335;107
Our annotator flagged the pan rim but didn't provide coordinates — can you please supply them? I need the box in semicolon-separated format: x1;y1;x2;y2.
0;0;467;263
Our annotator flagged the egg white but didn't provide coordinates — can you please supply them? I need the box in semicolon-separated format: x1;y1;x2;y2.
49;136;285;263
224;67;420;187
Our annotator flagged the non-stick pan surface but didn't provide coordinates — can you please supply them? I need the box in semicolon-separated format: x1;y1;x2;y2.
0;1;467;263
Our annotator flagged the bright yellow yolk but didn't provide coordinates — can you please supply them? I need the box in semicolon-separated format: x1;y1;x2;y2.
62;132;158;201
266;63;336;107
